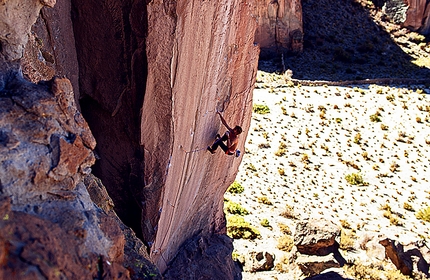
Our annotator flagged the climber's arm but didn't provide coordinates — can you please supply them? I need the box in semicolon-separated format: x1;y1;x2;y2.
217;111;233;131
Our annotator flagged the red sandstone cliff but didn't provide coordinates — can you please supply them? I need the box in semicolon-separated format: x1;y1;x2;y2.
1;0;259;278
253;0;303;54
377;0;430;34
144;1;259;272
403;0;430;34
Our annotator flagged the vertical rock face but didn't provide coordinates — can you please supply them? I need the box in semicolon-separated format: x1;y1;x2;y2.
71;0;148;240
253;0;303;55
403;0;430;34
70;0;259;275
144;0;259;273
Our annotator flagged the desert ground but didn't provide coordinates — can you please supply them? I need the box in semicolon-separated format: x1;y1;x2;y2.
225;74;430;279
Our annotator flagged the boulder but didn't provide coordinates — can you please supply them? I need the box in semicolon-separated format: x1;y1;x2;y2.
163;235;242;280
296;253;341;277
294;219;340;256
243;251;275;272
379;238;412;276
380;238;430;277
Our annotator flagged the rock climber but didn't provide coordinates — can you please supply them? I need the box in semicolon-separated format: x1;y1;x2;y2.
207;111;242;157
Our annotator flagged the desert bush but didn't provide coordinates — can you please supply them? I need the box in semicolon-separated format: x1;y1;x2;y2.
370;113;381;122
380;123;389;130
260;218;270;227
345;263;412;280
275;142;287;156
280;204;298;219
278;223;292;235
246;164;257;172
416;206;430;222
274;254;290;273
226;215;260;239
227;181;244;194
386;94;395;102
403;202;414;212
340;229;356;251
224;200;249;215
257;196;273;205
278;168;285;176
277;235;294;252
253;104;270;114
258;143;271;149
340;219;352;229
353;133;362;144
345;173;367;185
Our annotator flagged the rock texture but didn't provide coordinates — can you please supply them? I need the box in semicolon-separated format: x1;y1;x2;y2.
253;0;303;55
144;1;259;273
0;70;160;278
163;235;242;279
2;0;260;278
0;2;162;277
294;219;340;256
243;251;275;272
377;0;430;34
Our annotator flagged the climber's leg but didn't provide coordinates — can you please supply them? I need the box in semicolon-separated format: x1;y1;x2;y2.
208;132;229;154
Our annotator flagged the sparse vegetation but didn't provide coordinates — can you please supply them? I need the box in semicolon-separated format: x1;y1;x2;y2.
380;123;389;130
277;235;294;252
416;206;430;222
253;104;270;114
353;133;361;144
403;202;414;212
260;218;271;227
345;263;413;280
275;142;287;156
345;173;367;185
370;113;381;122
224;200;249;215
278;223;292;235
227;181;244;194
280;204;297;219
226;215;260;239
257;196;272;205
340;229;356;251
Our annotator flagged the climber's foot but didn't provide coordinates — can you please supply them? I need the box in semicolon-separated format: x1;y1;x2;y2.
215;134;221;140
207;146;215;154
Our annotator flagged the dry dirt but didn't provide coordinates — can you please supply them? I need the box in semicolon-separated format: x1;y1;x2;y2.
226;1;430;279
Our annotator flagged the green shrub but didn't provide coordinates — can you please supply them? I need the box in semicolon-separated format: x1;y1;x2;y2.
253;104;270;114
257;196;273;205
260;218;270;227
345;173;367;185
353;133;361;144
275;142;287;157
403;202;414;212
227;215;260;239
416;206;430;222
225;200;249;215
370;114;381;122
227;181;244;194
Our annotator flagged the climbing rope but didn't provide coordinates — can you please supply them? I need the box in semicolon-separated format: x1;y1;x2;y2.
179;145;207;154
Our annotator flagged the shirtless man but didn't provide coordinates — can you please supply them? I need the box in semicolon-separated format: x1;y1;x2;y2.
207;112;242;157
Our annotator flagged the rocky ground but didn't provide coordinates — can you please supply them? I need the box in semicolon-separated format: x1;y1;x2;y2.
225;1;430;279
